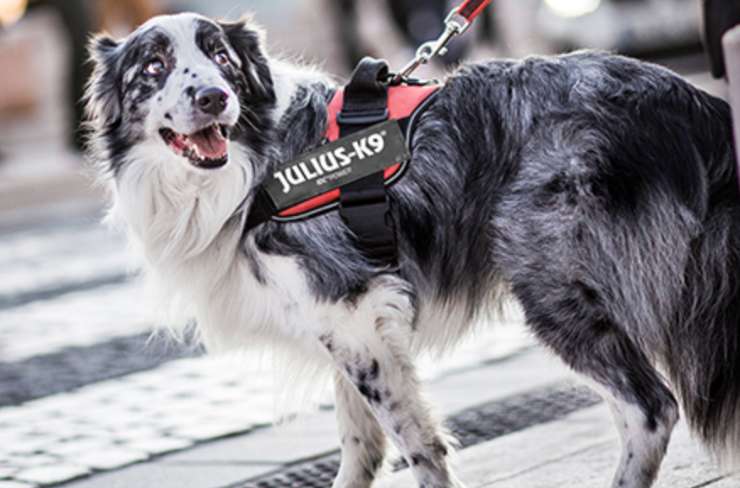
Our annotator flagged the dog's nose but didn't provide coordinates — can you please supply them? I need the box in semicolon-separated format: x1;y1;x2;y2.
195;87;228;116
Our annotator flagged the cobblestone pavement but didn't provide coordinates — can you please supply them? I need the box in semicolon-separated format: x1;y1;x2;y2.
0;284;149;362
0;356;278;487
0;216;129;310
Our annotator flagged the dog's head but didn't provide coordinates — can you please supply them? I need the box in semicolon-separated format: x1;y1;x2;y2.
87;13;275;173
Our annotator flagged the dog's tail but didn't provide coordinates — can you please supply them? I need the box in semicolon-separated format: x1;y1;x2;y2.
671;210;740;467
664;94;740;468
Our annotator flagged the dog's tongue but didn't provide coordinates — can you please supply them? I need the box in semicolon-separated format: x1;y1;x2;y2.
189;126;227;159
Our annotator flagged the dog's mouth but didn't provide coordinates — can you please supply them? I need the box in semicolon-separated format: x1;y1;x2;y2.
159;124;231;169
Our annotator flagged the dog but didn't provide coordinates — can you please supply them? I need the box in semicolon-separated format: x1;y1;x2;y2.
85;12;740;488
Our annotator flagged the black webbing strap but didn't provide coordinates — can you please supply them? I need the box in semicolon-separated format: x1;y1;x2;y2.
244;187;275;235
338;58;398;267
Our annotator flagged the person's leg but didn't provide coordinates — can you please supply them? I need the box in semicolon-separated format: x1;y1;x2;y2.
479;7;497;44
34;0;93;150
332;0;367;70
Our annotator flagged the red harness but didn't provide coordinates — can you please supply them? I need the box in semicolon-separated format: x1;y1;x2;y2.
244;0;492;266
275;84;440;220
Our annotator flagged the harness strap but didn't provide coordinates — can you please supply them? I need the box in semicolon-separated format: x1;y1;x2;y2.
244;187;276;233
242;62;439;267
337;58;390;128
338;58;397;266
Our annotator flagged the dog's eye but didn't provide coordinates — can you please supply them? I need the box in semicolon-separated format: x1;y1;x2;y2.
143;58;166;77
213;50;230;66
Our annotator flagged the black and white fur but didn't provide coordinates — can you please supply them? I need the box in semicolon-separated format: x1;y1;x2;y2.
86;12;740;488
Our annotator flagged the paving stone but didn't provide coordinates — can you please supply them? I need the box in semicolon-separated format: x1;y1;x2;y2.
121;437;193;456
171;421;255;442
2;455;59;468
0;428;33;448
58;462;275;488
44;438;115;457
75;448;149;470
15;464;90;485
0;481;38;488
108;426;163;442
236;409;276;426
0;407;27;424
4;438;55;456
0;467;18;477
165;409;342;465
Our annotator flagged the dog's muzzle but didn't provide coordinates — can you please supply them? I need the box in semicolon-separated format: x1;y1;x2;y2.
159;123;231;169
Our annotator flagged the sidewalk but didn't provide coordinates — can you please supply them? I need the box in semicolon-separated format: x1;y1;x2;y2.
56;346;739;488
376;406;736;488
59;348;571;488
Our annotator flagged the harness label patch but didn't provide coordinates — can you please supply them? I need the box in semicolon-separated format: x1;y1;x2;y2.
264;120;410;210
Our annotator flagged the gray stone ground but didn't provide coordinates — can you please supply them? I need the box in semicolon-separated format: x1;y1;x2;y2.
0;1;734;487
376;405;739;488
61;349;571;488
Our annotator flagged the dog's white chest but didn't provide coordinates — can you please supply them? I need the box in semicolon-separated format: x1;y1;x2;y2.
189;250;327;352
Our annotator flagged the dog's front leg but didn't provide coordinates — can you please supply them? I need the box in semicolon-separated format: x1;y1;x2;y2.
332;372;387;488
319;281;464;488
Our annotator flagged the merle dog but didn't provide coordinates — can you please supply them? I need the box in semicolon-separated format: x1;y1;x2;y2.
85;12;739;488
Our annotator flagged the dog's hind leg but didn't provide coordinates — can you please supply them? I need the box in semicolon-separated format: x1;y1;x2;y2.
514;284;679;488
332;372;387;488
319;277;463;488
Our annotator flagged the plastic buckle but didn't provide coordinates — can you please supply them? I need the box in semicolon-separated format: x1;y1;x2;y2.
337;108;390;127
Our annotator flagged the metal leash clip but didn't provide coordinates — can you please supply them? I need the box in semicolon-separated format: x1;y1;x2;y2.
392;0;492;84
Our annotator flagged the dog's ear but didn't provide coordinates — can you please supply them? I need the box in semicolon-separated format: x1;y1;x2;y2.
220;18;275;105
85;35;123;129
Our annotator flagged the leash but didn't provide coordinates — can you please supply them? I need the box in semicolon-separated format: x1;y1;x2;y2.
393;0;493;83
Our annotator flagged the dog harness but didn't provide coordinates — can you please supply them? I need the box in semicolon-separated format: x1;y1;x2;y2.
245;58;440;265
244;0;493;266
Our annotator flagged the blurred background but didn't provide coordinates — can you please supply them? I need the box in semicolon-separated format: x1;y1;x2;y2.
0;0;722;225
0;2;731;488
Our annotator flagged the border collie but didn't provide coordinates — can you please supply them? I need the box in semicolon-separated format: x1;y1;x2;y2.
85;12;739;488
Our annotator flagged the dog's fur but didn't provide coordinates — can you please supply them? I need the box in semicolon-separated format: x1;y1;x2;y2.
85;12;740;488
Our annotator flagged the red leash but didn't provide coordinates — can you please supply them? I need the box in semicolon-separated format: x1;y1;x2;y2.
457;0;493;22
394;0;493;82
